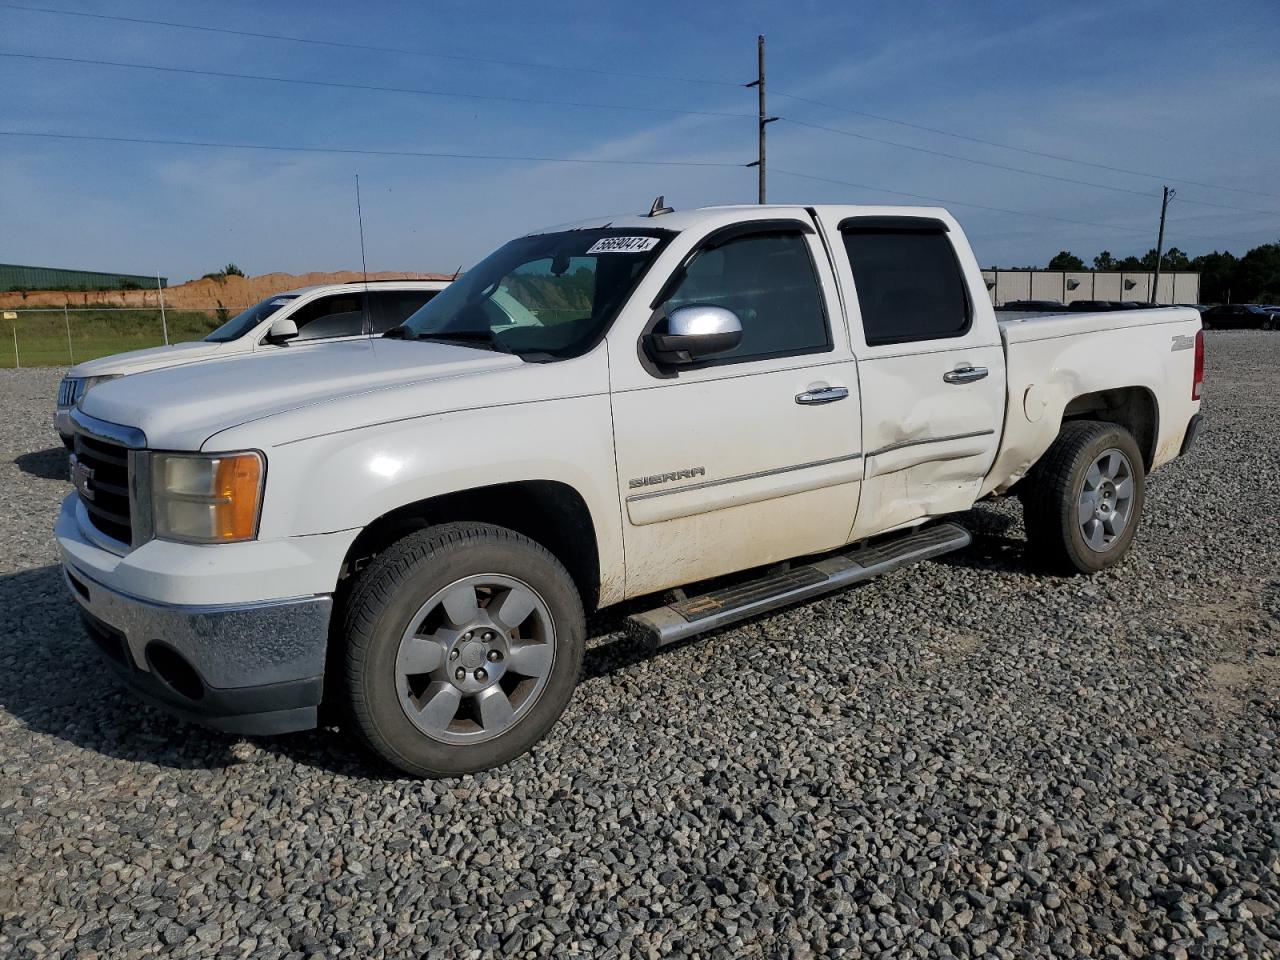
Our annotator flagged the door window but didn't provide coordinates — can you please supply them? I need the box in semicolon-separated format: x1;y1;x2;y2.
659;231;830;364
287;293;366;341
370;290;441;334
841;229;971;346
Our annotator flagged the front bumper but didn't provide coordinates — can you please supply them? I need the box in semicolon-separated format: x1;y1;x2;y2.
55;408;74;445
63;564;331;734
55;492;341;735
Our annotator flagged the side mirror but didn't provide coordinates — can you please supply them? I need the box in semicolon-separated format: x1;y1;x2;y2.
648;305;742;365
266;316;299;345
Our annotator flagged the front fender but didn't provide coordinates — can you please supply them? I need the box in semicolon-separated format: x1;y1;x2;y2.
248;393;625;602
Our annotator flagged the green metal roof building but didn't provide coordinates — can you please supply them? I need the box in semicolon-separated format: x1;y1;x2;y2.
0;263;166;291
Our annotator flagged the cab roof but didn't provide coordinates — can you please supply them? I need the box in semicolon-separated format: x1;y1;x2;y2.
276;278;450;297
532;203;954;236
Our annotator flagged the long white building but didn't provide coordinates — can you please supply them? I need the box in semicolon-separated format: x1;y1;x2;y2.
983;270;1200;306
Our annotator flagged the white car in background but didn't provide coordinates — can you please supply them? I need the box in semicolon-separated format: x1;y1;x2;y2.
55;279;448;447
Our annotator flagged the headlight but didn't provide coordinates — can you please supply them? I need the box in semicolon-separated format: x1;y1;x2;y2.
83;374;121;395
61;374;121;409
151;452;264;543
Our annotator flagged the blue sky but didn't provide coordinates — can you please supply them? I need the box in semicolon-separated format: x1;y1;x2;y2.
2;0;1278;282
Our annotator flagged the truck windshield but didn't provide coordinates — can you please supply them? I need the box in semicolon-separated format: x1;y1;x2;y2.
397;228;672;359
204;295;299;343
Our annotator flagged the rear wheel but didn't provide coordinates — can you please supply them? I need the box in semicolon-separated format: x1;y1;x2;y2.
343;522;584;777
1021;421;1146;574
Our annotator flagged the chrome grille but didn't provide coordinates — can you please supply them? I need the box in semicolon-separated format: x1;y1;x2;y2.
58;377;82;408
72;432;133;546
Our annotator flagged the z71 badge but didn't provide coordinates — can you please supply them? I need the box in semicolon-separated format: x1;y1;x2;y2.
628;466;706;489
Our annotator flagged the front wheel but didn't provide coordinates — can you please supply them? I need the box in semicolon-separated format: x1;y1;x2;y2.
343;522;584;777
1021;421;1147;574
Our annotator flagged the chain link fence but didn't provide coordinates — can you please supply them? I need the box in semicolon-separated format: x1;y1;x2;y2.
0;306;228;368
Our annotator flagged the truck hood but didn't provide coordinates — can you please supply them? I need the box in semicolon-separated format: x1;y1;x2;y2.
80;339;524;450
71;339;230;377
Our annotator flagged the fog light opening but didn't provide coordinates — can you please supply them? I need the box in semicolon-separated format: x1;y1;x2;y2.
146;643;206;701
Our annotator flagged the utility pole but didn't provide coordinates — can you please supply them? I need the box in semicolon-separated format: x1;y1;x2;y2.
157;271;169;346
745;35;777;204
64;303;74;364
1151;186;1175;303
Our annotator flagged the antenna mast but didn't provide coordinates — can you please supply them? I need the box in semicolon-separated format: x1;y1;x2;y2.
355;174;369;285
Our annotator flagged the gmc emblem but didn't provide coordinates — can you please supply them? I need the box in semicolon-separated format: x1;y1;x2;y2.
70;455;95;502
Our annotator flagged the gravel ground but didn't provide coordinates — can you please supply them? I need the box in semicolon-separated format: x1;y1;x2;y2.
1;334;1277;960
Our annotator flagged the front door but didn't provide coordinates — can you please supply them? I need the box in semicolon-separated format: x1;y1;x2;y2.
608;217;864;599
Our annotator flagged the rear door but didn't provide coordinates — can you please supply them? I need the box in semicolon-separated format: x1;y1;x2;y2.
368;288;441;335
814;211;1005;538
608;216;864;598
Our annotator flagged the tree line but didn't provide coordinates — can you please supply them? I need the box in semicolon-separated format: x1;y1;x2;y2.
994;241;1280;304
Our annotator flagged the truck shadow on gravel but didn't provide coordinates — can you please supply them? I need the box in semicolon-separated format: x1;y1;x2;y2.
0;563;664;780
933;504;1031;575
0;564;298;773
0;505;1037;779
13;446;68;481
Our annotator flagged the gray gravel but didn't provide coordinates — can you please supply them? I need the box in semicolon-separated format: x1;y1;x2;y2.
1;334;1278;959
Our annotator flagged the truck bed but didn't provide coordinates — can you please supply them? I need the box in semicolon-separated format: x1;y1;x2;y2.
982;306;1202;496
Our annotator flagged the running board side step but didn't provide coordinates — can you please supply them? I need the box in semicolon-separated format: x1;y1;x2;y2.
628;522;971;649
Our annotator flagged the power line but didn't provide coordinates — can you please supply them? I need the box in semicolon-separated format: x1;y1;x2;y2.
780;117;1280;218
770;167;1214;240
6;0;1272;212
0;130;1244;246
782;118;1159;199
13;48;1272;222
0;51;752;120
0;128;746;169
0;126;1174;237
772;89;1280;202
0;2;740;87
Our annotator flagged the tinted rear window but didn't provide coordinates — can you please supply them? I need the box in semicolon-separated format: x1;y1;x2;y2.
371;290;440;333
841;229;970;346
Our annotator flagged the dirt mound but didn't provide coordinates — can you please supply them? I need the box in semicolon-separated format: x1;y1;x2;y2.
0;270;454;311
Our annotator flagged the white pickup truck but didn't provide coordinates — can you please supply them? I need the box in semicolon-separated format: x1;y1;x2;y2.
54;279;448;447
56;203;1204;777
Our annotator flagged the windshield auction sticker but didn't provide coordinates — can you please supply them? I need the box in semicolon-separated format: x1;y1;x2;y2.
587;236;661;254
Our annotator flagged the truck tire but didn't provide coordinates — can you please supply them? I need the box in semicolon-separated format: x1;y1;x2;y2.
343;522;584;777
1021;421;1146;574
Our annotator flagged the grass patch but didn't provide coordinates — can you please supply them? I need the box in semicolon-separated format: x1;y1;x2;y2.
0;307;222;368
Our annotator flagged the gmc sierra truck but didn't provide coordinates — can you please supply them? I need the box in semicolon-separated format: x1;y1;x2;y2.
56;203;1205;777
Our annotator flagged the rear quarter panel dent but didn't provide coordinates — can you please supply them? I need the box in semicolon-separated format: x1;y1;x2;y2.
983;313;1200;495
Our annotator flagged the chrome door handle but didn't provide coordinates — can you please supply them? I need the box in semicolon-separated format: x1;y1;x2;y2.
795;386;849;405
943;366;989;384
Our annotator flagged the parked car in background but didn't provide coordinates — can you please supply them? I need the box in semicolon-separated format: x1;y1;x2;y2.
1175;303;1208;316
1201;304;1275;330
997;299;1064;313
55;280;449;447
1064;301;1163;312
1066;300;1121;312
55;202;1204;776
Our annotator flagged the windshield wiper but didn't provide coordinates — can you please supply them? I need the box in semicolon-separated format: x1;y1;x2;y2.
409;330;510;353
382;325;410;339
